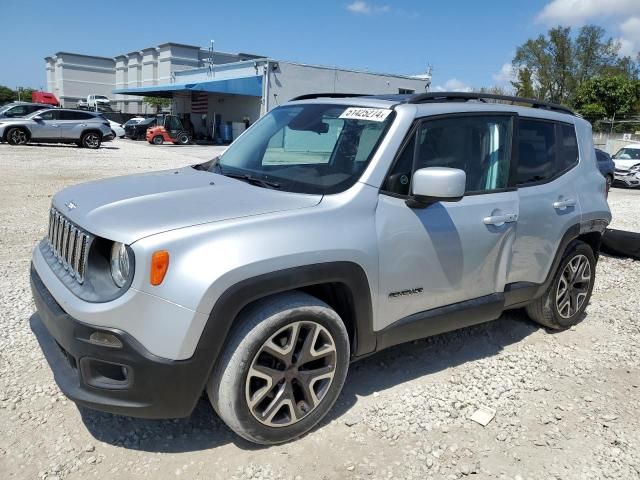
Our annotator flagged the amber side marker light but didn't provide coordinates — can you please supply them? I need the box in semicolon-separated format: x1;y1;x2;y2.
150;250;170;286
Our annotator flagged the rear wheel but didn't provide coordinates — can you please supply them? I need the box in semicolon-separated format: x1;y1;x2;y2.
526;241;596;330
176;132;190;145
81;132;101;149
606;174;613;193
152;135;164;145
208;292;350;445
6;127;29;145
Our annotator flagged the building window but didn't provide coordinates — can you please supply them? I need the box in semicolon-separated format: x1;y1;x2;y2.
398;88;415;94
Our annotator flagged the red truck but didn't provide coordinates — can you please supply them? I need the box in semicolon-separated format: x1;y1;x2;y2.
31;91;59;107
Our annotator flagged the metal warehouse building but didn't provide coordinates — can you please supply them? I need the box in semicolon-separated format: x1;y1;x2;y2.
46;42;431;139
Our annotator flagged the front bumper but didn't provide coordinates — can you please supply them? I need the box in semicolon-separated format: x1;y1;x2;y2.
614;170;640;187
30;266;210;418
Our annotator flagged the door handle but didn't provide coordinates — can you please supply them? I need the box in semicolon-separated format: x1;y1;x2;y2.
553;198;576;210
50;124;59;127
483;213;518;226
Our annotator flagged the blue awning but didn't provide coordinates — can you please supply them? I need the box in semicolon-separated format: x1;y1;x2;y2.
113;75;263;97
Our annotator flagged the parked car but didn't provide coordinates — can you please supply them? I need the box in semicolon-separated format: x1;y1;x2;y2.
146;115;191;145
125;116;157;140
31;91;60;107
595;148;615;193
0;102;50;119
122;117;144;129
78;95;111;111
29;92;610;445
108;120;125;139
0;109;113;148
612;144;640;188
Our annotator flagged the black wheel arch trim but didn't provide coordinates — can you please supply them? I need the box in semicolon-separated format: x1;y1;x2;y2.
198;261;376;376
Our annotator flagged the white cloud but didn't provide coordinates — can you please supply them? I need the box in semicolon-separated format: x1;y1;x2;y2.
346;1;390;15
492;63;515;86
536;0;640;58
618;17;640;56
536;0;639;25
433;78;472;92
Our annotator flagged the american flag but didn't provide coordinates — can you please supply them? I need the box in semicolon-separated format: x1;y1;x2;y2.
191;92;209;114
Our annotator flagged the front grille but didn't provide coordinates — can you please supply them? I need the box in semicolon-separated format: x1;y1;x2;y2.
47;208;92;284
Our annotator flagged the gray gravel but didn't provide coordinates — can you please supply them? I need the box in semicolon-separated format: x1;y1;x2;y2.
1;139;639;479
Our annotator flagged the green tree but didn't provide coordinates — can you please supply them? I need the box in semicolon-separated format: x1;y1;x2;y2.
512;24;638;104
0;85;16;104
15;87;36;102
143;96;171;113
511;67;536;98
574;76;639;125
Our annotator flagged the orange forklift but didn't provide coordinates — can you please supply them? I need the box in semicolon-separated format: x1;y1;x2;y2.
146;115;192;145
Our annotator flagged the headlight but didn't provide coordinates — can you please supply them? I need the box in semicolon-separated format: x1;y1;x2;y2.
110;242;130;287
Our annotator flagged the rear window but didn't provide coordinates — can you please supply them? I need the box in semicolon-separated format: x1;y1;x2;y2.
517;119;556;185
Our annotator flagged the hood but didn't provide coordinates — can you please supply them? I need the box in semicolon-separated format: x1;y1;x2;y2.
52;167;322;244
613;158;640;171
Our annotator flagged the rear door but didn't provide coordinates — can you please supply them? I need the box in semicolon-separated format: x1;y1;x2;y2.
375;113;519;329
58;111;94;139
507;118;581;286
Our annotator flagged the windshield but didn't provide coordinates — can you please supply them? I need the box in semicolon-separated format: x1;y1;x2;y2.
613;147;640;160
95;96;109;100
212;104;394;194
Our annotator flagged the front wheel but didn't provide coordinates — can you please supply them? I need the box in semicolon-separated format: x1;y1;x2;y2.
6;127;29;145
526;240;596;330
80;132;101;149
208;292;350;445
152;135;164;145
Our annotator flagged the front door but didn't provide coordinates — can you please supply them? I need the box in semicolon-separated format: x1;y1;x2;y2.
30;110;61;140
375;113;519;331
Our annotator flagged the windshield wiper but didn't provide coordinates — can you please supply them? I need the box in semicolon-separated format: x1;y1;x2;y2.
220;170;281;189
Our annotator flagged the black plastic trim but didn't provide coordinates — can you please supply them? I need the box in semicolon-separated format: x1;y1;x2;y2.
376;293;504;351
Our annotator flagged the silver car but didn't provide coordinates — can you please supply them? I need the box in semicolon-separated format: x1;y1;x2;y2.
29;92;611;444
0;108;113;148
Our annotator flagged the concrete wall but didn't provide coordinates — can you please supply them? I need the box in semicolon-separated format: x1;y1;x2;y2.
44;53;115;108
266;61;430;113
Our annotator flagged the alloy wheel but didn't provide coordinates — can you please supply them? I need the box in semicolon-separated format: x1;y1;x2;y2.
245;321;337;427
84;133;100;148
556;254;591;319
10;129;27;145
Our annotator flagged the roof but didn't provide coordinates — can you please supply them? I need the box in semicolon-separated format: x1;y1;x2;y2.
288;92;575;116
113;75;263;97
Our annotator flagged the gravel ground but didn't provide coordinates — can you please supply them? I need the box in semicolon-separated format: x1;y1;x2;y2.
1;139;639;480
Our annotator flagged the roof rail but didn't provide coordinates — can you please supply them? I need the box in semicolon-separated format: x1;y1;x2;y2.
290;93;369;101
405;92;574;115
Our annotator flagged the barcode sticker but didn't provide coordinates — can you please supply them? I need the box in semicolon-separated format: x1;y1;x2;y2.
339;107;392;122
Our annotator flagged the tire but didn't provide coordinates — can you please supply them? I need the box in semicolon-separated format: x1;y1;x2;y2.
80;132;101;149
525;240;596;330
207;291;350;445
606;174;613;192
176;132;190;145
6;127;29;145
152;135;164;145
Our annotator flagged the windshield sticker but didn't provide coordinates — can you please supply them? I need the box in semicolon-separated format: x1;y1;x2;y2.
339;107;392;122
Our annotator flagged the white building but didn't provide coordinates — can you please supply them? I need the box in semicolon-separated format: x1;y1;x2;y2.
46;42;432;138
114;58;431;139
45;43;262;113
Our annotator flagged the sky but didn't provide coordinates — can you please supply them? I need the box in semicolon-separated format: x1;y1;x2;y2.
1;0;639;92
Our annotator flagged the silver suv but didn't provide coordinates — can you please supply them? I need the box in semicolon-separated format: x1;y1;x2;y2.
30;92;611;444
0;109;113;148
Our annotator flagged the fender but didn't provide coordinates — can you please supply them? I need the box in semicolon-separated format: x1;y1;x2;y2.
504;220;605;308
193;261;375;384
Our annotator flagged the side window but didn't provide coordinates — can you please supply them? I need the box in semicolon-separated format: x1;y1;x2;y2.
559;123;578;171
38;110;58;120
5;106;26;117
383;115;513;196
517;119;556;185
